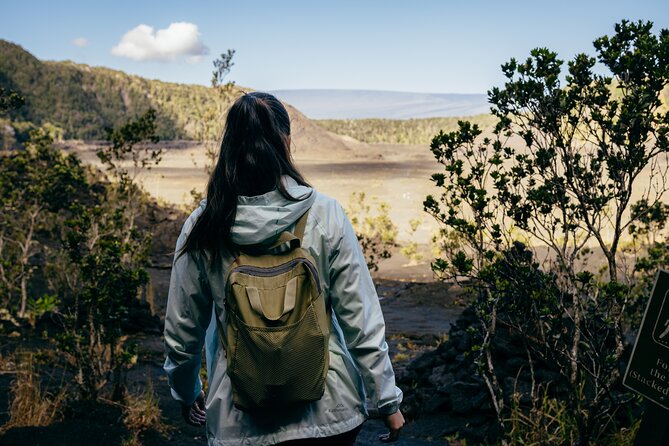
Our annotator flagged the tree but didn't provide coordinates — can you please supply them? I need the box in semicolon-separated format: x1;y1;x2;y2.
190;50;237;203
0;86;24;114
54;110;160;401
0;88;161;402
97;108;161;247
211;49;235;91
204;50;236;172
0;130;86;317
57;201;148;401
425;20;669;444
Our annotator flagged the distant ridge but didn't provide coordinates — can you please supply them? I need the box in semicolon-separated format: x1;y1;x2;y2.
270;89;490;119
0;39;358;158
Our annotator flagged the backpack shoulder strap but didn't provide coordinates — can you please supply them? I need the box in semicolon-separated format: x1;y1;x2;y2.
294;209;310;243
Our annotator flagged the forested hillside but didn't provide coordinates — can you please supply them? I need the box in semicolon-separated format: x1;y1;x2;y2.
0;40;361;158
315;115;497;145
5;37;664;150
0;40;232;140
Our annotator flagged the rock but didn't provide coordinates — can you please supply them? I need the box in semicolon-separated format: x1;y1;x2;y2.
461;425;487;443
420;333;440;345
399;394;419;418
467;412;492;427
440;347;457;362
447;382;485;416
502;376;533;404
502;356;528;370
469;390;490;412
400;301;568;444
439;415;468;436
456;332;472;352
424;392;450;413
407;350;438;373
534;367;562;383
428;366;448;387
122;300;161;334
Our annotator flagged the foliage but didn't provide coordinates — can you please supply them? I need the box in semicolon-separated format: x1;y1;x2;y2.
400;218;424;265
99;108;161;182
425;20;669;444
601;418;641;446
28;294;60;319
211;49;236;90
189;51;238;204
52;110;159;401
0;86;24;114
97;108;162;249
0;109;159;401
0;130;87;317
346;192;398;272
202;50;237;172
316;114;496;145
56;202;147;401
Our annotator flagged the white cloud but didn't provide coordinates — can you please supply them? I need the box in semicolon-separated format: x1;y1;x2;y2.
72;37;89;47
111;22;209;62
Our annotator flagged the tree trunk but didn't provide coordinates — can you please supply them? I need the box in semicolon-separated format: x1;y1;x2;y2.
607;253;617;283
18;206;39;318
19;274;28;318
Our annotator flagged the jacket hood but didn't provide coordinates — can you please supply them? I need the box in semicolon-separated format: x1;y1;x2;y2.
199;176;316;246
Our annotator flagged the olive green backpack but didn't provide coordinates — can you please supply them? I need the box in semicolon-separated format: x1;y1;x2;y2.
220;210;330;412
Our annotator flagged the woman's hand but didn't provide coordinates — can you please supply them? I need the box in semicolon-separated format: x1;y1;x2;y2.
181;390;206;427
379;410;405;442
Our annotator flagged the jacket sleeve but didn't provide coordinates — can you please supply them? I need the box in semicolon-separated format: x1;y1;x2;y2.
163;215;213;405
327;202;403;416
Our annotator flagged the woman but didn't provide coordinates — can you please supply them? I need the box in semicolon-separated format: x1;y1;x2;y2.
164;91;405;445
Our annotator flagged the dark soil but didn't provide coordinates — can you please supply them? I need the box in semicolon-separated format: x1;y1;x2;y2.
1;401;130;445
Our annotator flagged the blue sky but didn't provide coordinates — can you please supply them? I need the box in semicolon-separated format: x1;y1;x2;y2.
2;0;668;94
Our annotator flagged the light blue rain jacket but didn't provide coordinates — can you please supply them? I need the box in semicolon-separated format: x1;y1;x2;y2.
163;176;403;445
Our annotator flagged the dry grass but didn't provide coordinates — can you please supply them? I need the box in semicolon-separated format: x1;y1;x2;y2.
506;388;579;446
506;384;640;445
601;418;641;446
392;352;410;362
0;351;16;373
0;352;65;432
123;378;171;438
120;433;143;446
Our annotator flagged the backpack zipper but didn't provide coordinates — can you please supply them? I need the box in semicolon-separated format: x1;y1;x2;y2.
231;258;322;294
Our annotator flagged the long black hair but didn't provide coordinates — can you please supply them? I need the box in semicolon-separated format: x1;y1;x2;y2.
180;91;310;261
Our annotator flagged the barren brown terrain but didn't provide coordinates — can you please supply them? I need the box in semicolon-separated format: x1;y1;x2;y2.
63;111;444;280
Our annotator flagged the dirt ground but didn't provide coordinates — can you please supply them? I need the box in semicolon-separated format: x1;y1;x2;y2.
63;139;442;280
